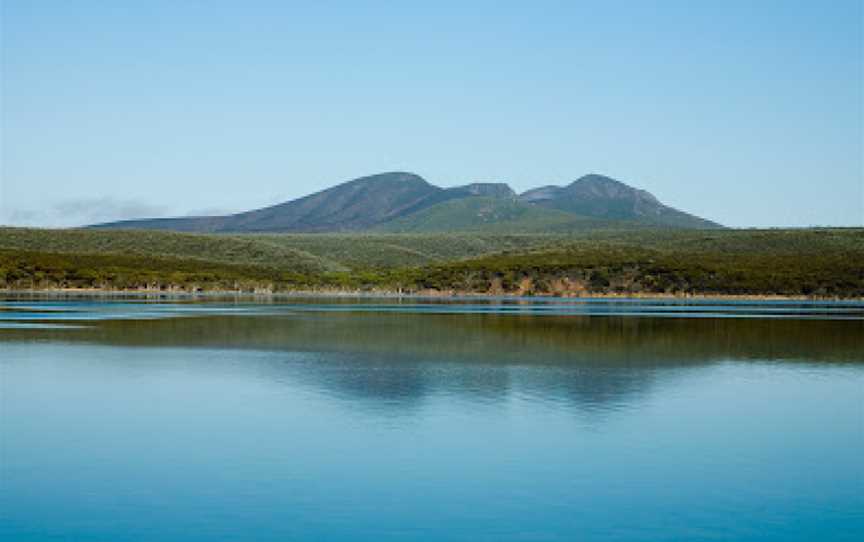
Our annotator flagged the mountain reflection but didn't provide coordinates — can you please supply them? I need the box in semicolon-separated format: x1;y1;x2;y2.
235;350;659;418
4;309;859;363
2;302;862;415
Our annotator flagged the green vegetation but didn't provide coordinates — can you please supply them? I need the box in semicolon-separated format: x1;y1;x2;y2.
0;249;317;292
0;227;338;272
412;243;863;298
374;197;615;233
244;232;560;268
1;227;862;297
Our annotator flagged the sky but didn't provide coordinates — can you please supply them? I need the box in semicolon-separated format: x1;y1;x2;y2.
1;0;861;228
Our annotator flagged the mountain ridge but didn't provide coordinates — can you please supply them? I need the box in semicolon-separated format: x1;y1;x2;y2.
91;171;723;232
519;173;719;229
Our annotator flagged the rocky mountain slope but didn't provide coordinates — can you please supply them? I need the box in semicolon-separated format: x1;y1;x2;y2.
520;174;719;229
91;171;722;232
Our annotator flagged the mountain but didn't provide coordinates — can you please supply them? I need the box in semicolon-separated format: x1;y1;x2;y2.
376;197;612;233
93;172;445;233
519;174;720;229
91;171;723;233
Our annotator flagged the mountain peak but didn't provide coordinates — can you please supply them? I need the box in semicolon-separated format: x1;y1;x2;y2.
340;171;429;188
567;174;659;204
573;173;619;185
521;173;719;228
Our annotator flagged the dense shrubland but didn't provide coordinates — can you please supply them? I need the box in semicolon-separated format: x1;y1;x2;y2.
1;227;862;298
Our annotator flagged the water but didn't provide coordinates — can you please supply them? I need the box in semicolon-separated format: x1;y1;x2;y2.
1;295;863;541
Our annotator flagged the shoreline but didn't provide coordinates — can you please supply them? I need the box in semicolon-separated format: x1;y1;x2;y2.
2;287;862;303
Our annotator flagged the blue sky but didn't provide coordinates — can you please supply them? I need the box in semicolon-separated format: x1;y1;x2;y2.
1;0;861;227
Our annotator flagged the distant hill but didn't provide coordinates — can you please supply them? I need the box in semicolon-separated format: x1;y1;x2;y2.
520;174;721;229
91;171;723;233
92;172;445;233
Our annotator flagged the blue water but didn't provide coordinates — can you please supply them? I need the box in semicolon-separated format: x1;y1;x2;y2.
1;296;863;541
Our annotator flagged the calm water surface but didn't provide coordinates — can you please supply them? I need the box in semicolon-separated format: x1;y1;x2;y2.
1;295;863;541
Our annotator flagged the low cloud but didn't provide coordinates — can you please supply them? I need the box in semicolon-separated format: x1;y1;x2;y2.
1;197;171;228
1;195;284;228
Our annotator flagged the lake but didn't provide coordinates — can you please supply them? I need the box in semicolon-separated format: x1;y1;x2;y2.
1;295;862;541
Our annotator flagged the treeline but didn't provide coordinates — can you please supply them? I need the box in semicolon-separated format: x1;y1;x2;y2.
0;249;317;293
404;247;864;298
2;239;863;298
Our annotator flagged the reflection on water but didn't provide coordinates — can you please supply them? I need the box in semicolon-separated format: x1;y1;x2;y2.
1;296;863;541
2;296;863;362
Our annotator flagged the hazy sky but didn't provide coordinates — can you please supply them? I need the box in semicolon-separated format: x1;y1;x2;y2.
1;0;862;228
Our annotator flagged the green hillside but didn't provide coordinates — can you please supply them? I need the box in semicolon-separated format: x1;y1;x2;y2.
0;227;561;272
244;233;557;268
374;197;611;233
0;227;341;273
0;248;310;292
1;227;862;297
409;228;864;298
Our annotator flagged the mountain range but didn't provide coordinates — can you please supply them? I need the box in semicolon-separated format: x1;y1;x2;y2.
91;172;722;233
